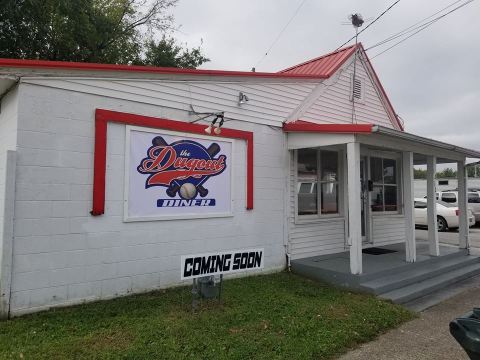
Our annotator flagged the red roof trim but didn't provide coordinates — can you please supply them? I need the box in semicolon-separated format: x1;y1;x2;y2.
91;109;254;216
0;58;328;80
283;120;373;133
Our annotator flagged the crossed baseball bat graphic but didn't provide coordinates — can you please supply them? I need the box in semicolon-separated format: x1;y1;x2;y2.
152;136;220;198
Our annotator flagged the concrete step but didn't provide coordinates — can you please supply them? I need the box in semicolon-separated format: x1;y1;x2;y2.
360;255;480;294
379;262;480;304
356;249;469;283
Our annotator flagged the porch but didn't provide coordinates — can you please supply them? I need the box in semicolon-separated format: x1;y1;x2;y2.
285;123;480;277
291;241;480;305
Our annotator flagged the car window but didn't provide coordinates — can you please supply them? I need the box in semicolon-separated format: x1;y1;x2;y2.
469;193;480;203
441;192;457;203
299;183;312;194
414;201;427;209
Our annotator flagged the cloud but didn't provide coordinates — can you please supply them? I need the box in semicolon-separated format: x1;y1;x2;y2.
172;0;480;150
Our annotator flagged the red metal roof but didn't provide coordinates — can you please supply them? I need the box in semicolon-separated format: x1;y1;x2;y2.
279;44;357;77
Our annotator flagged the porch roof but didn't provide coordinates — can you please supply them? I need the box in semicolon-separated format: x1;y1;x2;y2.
283;121;480;161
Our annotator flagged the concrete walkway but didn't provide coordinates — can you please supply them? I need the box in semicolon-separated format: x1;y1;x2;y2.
338;280;480;360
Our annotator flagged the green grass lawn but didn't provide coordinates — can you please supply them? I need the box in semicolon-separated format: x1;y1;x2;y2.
0;272;414;359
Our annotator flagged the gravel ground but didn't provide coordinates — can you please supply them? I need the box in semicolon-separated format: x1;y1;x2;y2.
338;283;480;360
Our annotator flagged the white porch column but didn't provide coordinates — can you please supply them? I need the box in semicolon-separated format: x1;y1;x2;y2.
427;155;440;256
403;152;416;262
458;159;469;249
347;142;362;274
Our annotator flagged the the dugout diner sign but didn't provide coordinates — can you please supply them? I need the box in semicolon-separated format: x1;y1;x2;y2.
181;248;264;280
125;126;233;221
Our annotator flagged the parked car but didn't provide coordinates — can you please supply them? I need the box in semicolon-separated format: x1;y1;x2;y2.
435;191;480;224
414;198;475;231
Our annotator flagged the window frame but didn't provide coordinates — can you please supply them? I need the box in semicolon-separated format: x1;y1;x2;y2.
295;148;343;222
369;155;402;215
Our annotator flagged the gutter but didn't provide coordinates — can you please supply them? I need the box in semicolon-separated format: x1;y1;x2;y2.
371;125;480;159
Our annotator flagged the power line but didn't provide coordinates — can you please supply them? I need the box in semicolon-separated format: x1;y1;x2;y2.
254;0;308;69
333;0;402;52
369;0;475;59
366;0;466;51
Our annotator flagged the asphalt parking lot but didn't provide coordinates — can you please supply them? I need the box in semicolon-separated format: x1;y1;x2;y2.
416;224;480;248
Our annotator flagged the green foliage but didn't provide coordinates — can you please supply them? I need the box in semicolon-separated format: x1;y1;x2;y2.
414;168;427;179
143;36;209;68
0;273;414;359
0;0;209;68
436;167;456;179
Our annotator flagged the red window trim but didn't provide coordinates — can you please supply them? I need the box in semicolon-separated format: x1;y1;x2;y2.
91;109;254;216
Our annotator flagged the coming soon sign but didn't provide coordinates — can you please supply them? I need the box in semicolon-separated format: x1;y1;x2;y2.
181;248;264;280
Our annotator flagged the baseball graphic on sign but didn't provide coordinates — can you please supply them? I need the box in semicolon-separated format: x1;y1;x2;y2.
179;183;197;199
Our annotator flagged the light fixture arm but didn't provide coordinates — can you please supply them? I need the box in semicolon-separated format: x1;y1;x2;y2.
189;104;225;123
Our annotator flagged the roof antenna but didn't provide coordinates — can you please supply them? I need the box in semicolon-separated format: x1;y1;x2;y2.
349;13;364;124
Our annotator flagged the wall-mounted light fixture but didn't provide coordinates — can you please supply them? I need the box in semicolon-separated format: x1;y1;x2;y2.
238;91;249;105
204;114;225;135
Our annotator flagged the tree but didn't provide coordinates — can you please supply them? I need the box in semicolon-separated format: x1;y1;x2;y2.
414;168;427;179
436;167;457;179
0;0;209;68
143;36;209;68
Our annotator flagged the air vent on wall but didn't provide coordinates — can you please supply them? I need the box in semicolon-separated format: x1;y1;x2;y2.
350;75;365;103
353;78;362;99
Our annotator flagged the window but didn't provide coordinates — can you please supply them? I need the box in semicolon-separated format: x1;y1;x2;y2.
297;149;339;217
468;193;480;203
370;157;398;212
441;192;457;203
297;149;317;215
414;201;427;209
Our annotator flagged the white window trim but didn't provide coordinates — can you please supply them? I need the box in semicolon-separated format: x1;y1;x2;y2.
369;155;402;215
294;149;344;224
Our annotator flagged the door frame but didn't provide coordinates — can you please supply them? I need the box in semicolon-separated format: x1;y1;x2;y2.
360;156;372;243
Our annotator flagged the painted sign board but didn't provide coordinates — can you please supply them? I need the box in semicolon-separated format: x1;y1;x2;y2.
125;126;233;221
180;248;264;280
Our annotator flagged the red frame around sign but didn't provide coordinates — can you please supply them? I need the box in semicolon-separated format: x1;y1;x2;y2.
91;109;254;216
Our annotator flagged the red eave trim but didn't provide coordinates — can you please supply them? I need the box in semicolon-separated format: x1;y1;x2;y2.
91;109;254;216
0;58;328;80
283;121;374;133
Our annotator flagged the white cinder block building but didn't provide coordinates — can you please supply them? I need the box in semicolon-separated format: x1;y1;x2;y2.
0;44;479;317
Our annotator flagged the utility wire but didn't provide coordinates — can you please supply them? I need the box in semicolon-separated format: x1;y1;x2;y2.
366;0;466;51
369;0;475;59
333;0;402;52
254;0;308;69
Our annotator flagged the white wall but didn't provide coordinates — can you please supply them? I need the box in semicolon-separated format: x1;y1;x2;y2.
0;87;18;316
302;56;398;129
288;151;347;260
10;79;291;315
0;87;18;244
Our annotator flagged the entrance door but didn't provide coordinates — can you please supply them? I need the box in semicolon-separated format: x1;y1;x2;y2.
360;157;369;243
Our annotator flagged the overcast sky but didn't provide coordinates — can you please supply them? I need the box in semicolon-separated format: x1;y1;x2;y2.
170;0;479;152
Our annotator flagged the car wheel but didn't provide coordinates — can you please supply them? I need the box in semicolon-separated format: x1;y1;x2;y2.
437;216;448;232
